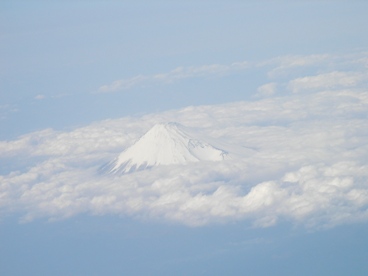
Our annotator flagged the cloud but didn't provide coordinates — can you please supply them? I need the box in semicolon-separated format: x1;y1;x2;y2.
256;83;277;97
262;52;368;85
263;54;331;78
1;84;368;228
1;51;368;229
98;61;249;93
99;75;149;92
288;71;367;93
97;51;368;95
35;94;45;100
0;104;18;121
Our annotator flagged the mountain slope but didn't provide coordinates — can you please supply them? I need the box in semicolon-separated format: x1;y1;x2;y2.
108;122;227;174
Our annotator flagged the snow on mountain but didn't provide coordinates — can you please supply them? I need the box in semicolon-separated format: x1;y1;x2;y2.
107;122;228;174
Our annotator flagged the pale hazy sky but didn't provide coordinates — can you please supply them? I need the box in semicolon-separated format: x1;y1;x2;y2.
1;1;367;138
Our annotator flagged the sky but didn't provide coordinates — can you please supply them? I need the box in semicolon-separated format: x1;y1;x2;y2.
1;1;368;275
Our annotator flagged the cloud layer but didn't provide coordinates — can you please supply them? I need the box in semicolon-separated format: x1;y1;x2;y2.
1;51;368;229
97;51;368;97
98;61;249;93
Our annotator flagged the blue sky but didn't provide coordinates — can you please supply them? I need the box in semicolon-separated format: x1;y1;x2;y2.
1;1;367;139
1;1;368;275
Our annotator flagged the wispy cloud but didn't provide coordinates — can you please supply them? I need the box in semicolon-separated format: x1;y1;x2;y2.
0;104;18;120
98;61;249;93
34;94;45;100
288;71;367;93
97;51;368;95
256;82;277;97
262;54;331;78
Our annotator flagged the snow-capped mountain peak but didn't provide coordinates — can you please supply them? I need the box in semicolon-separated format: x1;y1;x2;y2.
108;122;227;174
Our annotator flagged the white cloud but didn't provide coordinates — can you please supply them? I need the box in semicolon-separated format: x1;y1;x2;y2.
263;54;331;78
1;51;368;229
288;71;367;93
98;61;249;93
1;85;368;228
262;52;368;86
97;51;368;95
99;75;149;92
35;94;45;100
256;82;277;97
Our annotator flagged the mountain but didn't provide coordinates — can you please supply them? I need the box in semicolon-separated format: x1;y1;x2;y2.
107;122;228;174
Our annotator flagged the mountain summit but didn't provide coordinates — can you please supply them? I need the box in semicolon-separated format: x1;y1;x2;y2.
108;122;227;174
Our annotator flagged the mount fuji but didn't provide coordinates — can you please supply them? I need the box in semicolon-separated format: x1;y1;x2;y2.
106;122;228;174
